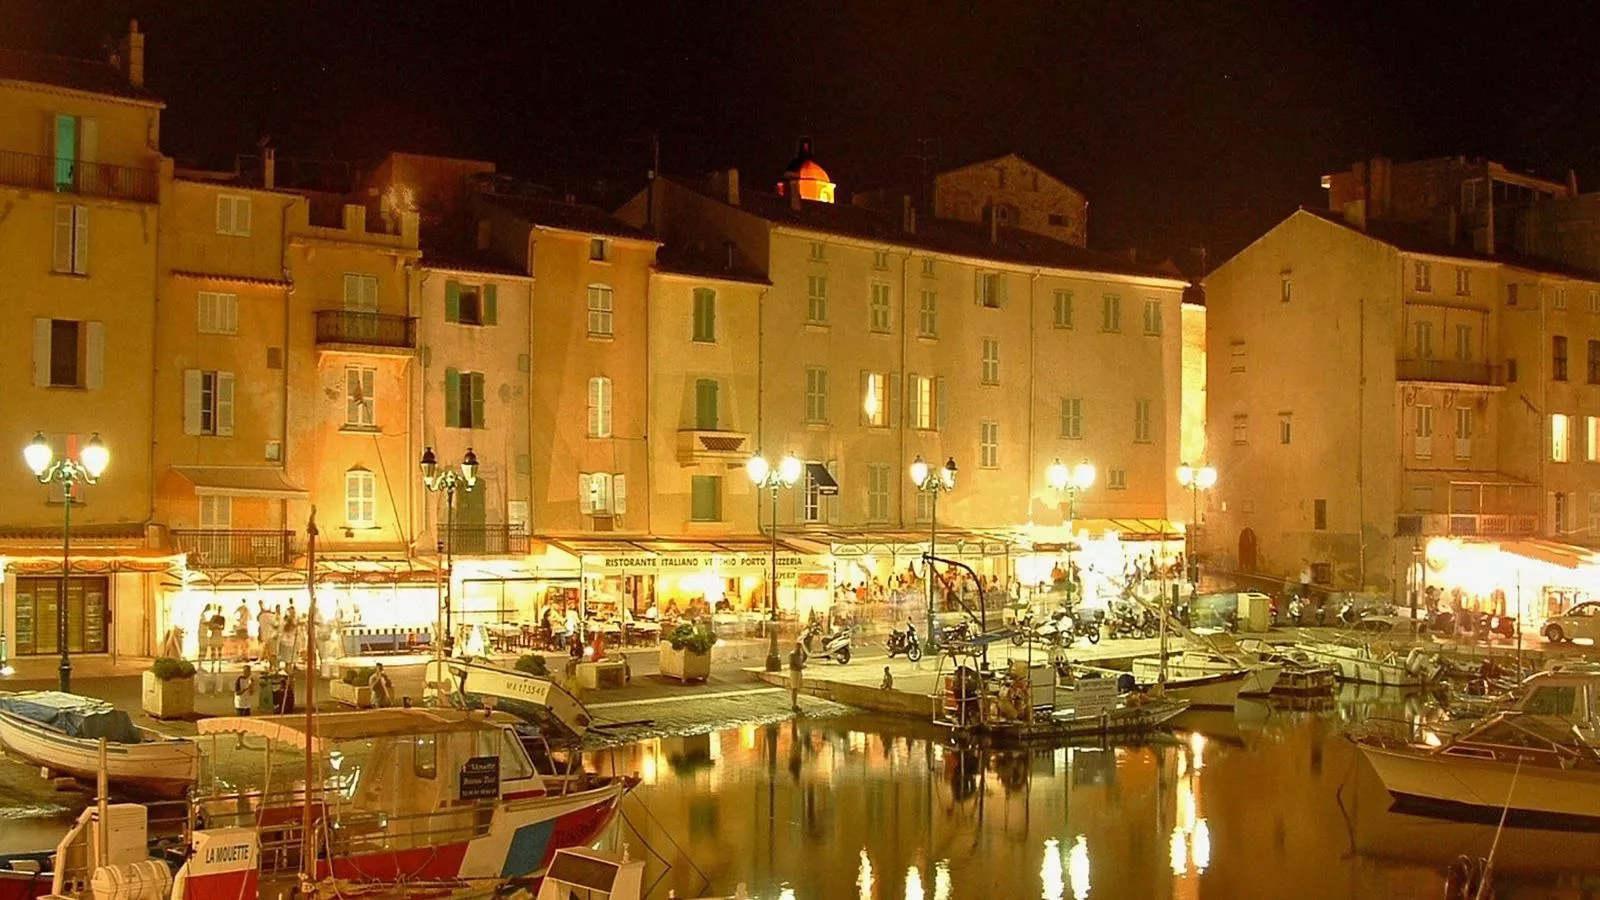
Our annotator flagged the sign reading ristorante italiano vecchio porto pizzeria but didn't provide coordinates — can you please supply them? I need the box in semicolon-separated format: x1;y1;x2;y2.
588;553;809;574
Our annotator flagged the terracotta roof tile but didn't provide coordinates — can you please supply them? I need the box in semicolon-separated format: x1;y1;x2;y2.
0;47;161;104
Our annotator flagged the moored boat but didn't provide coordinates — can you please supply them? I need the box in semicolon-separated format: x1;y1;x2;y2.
1296;638;1438;687
1131;651;1281;696
0;691;197;797
1131;665;1249;708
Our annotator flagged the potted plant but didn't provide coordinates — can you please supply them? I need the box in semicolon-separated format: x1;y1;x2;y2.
514;654;549;677
141;657;197;719
329;665;375;708
659;623;715;683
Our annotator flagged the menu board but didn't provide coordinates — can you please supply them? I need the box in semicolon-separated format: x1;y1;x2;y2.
83;585;106;653
13;587;34;655
459;756;500;800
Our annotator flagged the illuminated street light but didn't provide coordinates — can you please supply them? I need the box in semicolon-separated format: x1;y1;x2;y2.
25;431;109;691
911;456;958;654
749;451;803;670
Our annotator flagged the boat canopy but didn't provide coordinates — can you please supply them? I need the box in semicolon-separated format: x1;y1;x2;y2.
0;691;141;743
197;708;515;752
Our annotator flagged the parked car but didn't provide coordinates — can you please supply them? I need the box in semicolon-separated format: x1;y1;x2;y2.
1543;601;1600;644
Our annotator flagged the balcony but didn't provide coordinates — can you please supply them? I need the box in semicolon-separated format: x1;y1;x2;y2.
0;149;158;202
1396;358;1503;387
677;429;751;465
315;310;417;354
172;529;298;568
438;523;529;557
1416;513;1539;538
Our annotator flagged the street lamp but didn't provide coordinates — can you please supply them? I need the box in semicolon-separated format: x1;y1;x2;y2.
748;451;803;671
1046;458;1095;604
25;431;109;692
911;455;958;654
1176;463;1218;585
420;446;478;654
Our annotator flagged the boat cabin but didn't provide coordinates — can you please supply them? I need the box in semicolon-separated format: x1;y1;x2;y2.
1512;668;1600;735
535;847;644;900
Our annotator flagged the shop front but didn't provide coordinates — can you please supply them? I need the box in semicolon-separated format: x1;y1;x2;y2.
1010;520;1187;612
1413;536;1600;633
2;546;182;662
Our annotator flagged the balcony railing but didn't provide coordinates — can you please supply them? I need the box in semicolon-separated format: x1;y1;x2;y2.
676;428;751;465
1396;358;1503;386
315;310;417;350
172;529;298;568
0;149;158;202
439;524;529;557
1417;513;1538;538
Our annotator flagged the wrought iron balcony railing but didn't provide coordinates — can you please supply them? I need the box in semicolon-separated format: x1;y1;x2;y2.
0;149;158;202
439;523;530;556
171;529;298;568
1396;358;1503;386
315;310;417;350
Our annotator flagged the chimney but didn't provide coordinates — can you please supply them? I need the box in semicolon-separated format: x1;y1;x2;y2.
988;205;999;244
120;20;145;88
726;168;740;206
1369;156;1392;219
1568;169;1579;196
262;147;276;190
901;195;915;233
788;184;801;213
724;241;735;271
1344;199;1367;230
476;219;492;251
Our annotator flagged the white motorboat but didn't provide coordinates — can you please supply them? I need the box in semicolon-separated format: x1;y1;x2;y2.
1132;666;1250;708
1296;638;1437;686
0;691;198;797
537;846;748;899
1131;651;1282;696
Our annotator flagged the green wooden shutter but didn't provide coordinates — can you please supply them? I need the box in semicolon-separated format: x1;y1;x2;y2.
445;280;461;323
471;372;486;429
484;284;498;325
444;367;460;427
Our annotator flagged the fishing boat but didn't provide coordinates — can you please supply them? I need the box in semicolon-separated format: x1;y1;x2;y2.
1296;638;1439;686
1131;651;1282;696
1130;664;1250;708
1233;639;1337;694
0;691;197;797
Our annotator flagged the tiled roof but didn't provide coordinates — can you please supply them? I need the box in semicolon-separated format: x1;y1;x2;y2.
420;243;527;278
667;177;1180;282
479;193;655;242
654;243;771;286
171;269;291;289
1299;207;1600;282
0;47;161;104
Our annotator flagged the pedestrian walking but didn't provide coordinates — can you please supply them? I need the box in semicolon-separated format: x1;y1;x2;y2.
881;666;894;691
233;664;258;717
369;662;394;708
788;642;806;712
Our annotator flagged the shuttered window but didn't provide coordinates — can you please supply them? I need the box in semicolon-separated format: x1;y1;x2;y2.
52;205;88;274
216;195;252;236
183;370;234;436
345;469;376;527
444;369;486;429
198;291;239;334
588;376;613;437
33;318;102;389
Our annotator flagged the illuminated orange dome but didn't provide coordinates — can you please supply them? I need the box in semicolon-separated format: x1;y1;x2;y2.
778;137;836;203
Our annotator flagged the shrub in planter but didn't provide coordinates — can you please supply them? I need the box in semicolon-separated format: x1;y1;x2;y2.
664;624;716;654
142;657;196;719
329;665;376;708
659;624;714;683
514;654;549;677
150;657;197;681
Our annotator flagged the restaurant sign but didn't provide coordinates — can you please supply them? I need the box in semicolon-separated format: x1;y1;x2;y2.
587;554;810;574
459;755;501;800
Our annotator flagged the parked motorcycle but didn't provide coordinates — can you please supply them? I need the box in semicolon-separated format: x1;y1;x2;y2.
1072;608;1103;645
885;622;923;662
1107;603;1158;640
1337;599;1357;627
800;622;853;664
1010;609;1072;647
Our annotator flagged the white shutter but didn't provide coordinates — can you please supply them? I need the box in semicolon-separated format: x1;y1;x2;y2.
79;117;97;165
974;272;984;306
216;372;235;435
613;474;627;515
997;273;1009;307
215;197;230;233
578;474;593;514
936;376;949;431
222;293;238;333
237;197;252;236
587;379;601;436
33;318;51;386
343;274;359;308
361;275;376;310
53;206;73;272
197;292;213;332
183;369;203;435
72;206;88;274
85;321;104;389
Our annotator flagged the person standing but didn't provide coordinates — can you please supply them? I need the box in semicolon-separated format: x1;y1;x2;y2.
233;664;259;717
788;642;806;713
369;662;394;708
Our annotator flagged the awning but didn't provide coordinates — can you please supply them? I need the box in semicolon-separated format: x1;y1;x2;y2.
545;535;817;574
172;466;307;499
806;462;839;496
786;528;1020;559
1498;539;1599;570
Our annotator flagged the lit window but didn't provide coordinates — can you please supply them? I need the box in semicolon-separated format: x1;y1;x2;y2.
1553;413;1572;463
587;284;614;336
861;372;887;427
345;469;376;527
1588;416;1600;463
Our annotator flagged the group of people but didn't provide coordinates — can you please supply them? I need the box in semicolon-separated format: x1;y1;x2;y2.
171;598;345;678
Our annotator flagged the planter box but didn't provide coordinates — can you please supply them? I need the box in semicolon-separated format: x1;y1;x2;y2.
577;660;627;690
141;670;194;720
659;643;711;683
329;680;372;709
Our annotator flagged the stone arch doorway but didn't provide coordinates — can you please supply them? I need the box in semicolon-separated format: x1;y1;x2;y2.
1238;528;1259;573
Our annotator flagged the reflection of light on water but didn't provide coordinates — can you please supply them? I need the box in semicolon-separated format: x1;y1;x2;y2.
709;730;722;762
1189;731;1206;770
1169;826;1187;875
858;849;874;899
1176;773;1197;830
741;723;758;749
850;731;867;753
905;865;924;900
1041;837;1064;900
1068;835;1090;900
640;740;659;785
934;861;952;900
779;889;796;900
1192;819;1211;872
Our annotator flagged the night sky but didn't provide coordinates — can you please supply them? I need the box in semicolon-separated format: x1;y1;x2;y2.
14;1;1600;268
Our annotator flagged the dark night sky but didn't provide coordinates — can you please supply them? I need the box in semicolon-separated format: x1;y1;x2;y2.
13;1;1600;267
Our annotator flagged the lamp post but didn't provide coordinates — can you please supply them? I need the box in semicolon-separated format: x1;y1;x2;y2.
420;446;478;655
747;452;803;671
1176;463;1218;586
24;431;109;692
910;455;957;654
1046;458;1095;603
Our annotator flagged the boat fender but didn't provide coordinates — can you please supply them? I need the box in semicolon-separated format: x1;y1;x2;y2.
90;859;173;900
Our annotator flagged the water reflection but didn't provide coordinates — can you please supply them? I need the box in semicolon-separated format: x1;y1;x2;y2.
596;687;1600;899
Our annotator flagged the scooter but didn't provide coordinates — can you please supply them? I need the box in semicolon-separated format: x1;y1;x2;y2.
1010;609;1072;647
1337;599;1357;627
800;622;853;664
885;622;923;662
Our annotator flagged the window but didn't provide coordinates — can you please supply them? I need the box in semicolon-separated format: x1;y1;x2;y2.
1553;413;1571;463
806;275;828;323
198;291;238;335
1229;341;1246;373
975;272;1005;308
1508;283;1519;306
691;377;721;430
34;318;104;389
805;368;828;423
1507;358;1519;383
1453;324;1473;362
1589;416;1600;463
808;241;826;262
981;338;999;385
1313;499;1327;531
1456;407;1474;460
1281;278;1292;303
1053;290;1073;328
52;204;88;274
1413;486;1435;513
1414;260;1431;292
907;374;944;431
445;280;496;326
1101;294;1121;332
1279;412;1293;445
921;259;935;277
914;490;933;522
343;273;378;311
199;495;232;530
345;469;376;527
1552;491;1570;534
979;421;999;468
692;288;717;343
587;376;612;437
1456;269;1471;296
589;238;609;262
183;370;235;436
1232;414;1247;445
1591;493;1600;535
801;465;825;523
1142;298;1163;335
215;194;252;237
445;369;485;429
52;113;83;190
1108;468;1127;490
1414;406;1434;458
579;472;628;516
861;372;887;427
1134;399;1152;443
1590;290;1600;314
866;464;890;522
873;249;890;270
1049;213;1069;227
345;365;376;428
1554;335;1569;381
1060;397;1083;439
587;284;614;336
869;283;892;333
1555;287;1569;310
918;289;938;337
1415;321;1434;358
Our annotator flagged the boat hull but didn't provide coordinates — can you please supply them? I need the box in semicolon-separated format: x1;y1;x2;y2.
1297;644;1425;687
1132;656;1281;696
1132;668;1249;708
0;710;197;797
953;699;1190;747
1358;741;1600;821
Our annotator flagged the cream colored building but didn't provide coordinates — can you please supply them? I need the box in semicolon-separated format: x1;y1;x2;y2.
933;153;1089;247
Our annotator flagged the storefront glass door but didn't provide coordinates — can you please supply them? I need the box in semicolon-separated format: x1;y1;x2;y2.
15;576;109;656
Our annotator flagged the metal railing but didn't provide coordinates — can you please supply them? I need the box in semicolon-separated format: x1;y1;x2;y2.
171;529;298;567
314;310;417;349
441;523;530;556
0;149;158;202
1396;358;1503;386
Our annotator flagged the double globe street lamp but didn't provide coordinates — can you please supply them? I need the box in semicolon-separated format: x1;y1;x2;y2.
1177;462;1218;584
910;455;957;654
747;452;803;671
420;446;478;653
1046;458;1095;602
24;431;109;692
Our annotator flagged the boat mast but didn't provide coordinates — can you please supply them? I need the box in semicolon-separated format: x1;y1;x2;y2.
1158;530;1169;687
301;507;319;890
